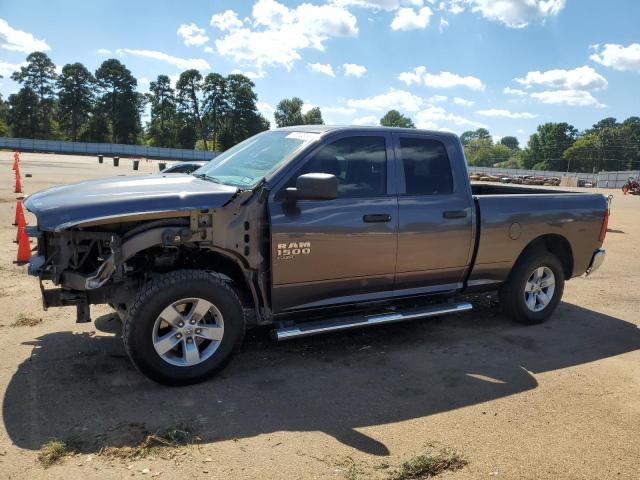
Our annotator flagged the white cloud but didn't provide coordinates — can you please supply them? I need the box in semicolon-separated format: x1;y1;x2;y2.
416;105;487;129
461;0;566;28
343;63;367;77
204;46;214;54
503;86;527;96
177;23;210;47
530;89;604;107
210;10;244;32
391;6;433;31
397;65;426;85
352;115;379;125
476;108;537;119
439;18;449;31
302;103;318;114
116;49;211;70
453;97;474;106
347;88;424;111
97;48;112;55
425;71;484;90
515;66;607;90
257;101;275;113
230;68;266;79
330;0;422;11
0;60;26;77
429;95;448;103
323;106;357;115
214;0;358;71
0;18;50;53
398;66;485;90
137;77;150;91
590;43;640;72
308;62;335;77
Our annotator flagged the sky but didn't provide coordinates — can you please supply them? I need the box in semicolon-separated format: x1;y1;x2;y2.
1;0;639;145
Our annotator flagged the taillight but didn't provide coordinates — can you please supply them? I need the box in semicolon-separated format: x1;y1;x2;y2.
599;196;612;242
599;209;608;242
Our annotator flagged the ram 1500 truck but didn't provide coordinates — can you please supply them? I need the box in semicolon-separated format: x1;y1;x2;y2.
24;126;609;385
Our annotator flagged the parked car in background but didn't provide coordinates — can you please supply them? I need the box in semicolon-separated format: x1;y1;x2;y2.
161;161;209;174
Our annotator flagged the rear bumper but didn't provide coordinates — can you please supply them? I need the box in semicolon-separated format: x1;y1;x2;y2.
586;248;606;276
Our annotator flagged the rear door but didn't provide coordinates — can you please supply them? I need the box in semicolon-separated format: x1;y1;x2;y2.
269;132;398;313
393;133;474;296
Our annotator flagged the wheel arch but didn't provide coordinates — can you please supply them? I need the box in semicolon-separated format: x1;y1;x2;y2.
514;234;574;280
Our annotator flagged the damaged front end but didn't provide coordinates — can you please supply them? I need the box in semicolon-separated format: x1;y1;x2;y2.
25;180;271;324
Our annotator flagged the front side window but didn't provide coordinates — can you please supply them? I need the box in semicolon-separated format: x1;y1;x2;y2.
399;137;453;195
294;136;387;198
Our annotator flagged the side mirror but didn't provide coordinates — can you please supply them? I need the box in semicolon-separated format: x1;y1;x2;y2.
286;173;338;201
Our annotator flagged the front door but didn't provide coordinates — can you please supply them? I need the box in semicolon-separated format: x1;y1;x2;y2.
269;133;398;313
393;133;474;296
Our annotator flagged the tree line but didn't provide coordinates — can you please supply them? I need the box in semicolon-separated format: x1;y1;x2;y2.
379;109;640;173
0;51;270;151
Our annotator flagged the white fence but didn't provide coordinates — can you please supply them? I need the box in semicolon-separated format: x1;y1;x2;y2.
595;171;640;189
0;137;217;161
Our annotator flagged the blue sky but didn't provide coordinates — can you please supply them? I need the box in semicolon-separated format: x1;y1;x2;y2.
1;0;639;145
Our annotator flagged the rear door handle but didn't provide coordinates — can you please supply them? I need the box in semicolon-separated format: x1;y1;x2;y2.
443;210;467;219
363;214;392;223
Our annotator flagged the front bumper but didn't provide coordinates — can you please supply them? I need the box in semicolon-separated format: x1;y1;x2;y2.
586;248;606;276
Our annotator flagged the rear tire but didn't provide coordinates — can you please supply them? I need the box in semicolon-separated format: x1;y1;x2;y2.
500;249;565;324
123;270;245;386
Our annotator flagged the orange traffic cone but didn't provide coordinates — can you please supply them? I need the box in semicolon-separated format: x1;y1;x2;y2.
14;162;20;178
16;225;31;264
12;156;18;171
15;208;27;243
13;199;25;226
14;172;22;194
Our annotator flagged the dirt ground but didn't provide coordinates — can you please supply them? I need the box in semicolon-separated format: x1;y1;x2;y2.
0;151;638;480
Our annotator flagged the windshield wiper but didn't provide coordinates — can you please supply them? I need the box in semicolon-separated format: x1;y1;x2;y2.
193;173;223;184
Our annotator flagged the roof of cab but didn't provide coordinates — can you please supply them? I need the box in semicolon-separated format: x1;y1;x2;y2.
274;125;459;139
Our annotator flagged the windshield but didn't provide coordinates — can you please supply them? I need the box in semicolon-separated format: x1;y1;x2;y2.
194;130;320;187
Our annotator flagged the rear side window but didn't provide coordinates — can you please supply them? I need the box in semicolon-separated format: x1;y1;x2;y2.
294;136;387;198
399;137;453;195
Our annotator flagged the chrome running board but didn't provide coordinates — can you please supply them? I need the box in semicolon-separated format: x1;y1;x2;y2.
272;301;473;341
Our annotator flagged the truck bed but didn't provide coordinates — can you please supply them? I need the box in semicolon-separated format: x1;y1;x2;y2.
468;185;607;288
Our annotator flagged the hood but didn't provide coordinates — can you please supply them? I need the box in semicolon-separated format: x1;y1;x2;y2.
25;174;238;231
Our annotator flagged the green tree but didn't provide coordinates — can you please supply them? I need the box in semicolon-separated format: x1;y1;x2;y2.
57;63;95;141
7;88;40;138
176;69;207;150
525;122;577;170
202;73;229;149
303;106;324;125
274;97;304;127
220;74;268;150
499;136;519;150
95;59;141;144
0;76;9;136
562;134;600;173
147;75;177;147
10;51;58;138
380;109;415;128
461;128;492;147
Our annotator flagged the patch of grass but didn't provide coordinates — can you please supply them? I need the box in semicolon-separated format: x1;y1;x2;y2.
337;456;365;480
11;313;42;327
99;424;197;460
389;446;468;479
38;439;74;467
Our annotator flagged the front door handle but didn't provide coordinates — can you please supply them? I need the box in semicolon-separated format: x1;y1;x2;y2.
363;214;392;223
443;210;467;219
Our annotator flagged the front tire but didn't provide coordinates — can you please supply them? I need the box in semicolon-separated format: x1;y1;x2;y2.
123;270;245;386
500;250;565;324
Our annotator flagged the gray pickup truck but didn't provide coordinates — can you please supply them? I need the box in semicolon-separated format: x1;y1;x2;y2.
24;126;609;385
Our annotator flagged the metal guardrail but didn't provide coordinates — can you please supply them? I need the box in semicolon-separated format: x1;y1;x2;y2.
0;137;217;161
